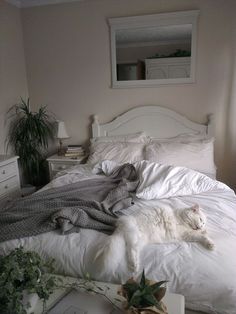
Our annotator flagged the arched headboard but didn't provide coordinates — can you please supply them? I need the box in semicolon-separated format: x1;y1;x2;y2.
92;106;213;138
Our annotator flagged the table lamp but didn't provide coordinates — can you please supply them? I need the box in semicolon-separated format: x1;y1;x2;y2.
57;121;70;155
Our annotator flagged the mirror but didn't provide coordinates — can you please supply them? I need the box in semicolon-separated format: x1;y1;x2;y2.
108;10;199;88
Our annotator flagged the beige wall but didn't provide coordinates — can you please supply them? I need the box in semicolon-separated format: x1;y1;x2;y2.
0;1;28;154
21;0;236;186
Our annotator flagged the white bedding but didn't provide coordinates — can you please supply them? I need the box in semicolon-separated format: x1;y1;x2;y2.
1;163;236;314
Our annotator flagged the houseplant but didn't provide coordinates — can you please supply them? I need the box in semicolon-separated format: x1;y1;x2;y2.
119;270;168;314
0;247;122;314
6;98;56;186
0;247;58;314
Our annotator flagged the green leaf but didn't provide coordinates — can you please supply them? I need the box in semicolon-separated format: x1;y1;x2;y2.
122;282;139;301
128;289;146;307
141;294;158;307
140;269;146;289
150;281;168;294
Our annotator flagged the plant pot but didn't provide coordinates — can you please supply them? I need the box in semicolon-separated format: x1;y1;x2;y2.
124;301;168;314
22;291;39;314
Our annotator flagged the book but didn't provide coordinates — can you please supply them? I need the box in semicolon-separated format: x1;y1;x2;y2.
64;152;85;157
67;147;83;150
66;148;84;152
47;288;120;314
66;145;84;154
65;145;85;156
67;145;83;149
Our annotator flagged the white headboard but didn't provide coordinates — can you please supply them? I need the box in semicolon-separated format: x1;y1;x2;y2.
92;106;213;138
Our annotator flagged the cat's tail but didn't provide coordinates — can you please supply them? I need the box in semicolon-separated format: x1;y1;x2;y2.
94;231;125;275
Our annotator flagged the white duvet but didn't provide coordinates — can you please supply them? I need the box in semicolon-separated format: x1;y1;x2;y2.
1;161;236;314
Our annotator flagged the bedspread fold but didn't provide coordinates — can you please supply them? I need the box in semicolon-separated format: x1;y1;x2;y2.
0;163;138;242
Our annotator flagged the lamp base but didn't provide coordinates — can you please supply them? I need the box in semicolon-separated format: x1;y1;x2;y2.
58;139;65;156
57;149;65;156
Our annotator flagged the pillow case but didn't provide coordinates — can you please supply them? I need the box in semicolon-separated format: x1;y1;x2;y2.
90;132;149;144
135;160;228;200
87;142;144;165
150;133;208;144
145;138;216;177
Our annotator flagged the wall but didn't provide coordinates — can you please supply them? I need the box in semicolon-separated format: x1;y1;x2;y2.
0;0;28;154
21;0;236;186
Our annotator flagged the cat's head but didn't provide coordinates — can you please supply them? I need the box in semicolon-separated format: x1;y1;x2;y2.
182;204;206;230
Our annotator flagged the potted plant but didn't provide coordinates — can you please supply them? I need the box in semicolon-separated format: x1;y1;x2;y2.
6;98;56;187
0;247;58;314
0;247;123;314
119;270;168;314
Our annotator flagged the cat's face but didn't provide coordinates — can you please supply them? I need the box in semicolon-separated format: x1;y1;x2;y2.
183;205;206;230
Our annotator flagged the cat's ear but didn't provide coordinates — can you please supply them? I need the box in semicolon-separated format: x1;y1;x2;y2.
192;204;200;213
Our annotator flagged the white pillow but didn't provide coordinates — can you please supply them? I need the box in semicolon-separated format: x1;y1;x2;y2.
90;132;149;144
145;138;216;177
135;160;227;200
87;142;144;165
150;133;209;143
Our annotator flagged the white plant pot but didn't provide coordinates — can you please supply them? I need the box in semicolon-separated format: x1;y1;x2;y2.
22;291;39;313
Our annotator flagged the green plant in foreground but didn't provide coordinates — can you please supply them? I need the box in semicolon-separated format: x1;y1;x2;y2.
121;270;167;311
0;247;57;314
0;247;122;314
6;98;56;186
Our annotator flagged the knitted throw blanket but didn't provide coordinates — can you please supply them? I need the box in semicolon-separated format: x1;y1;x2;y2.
0;163;138;243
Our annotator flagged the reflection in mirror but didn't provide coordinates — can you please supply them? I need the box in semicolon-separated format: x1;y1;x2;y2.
116;25;192;81
108;11;199;88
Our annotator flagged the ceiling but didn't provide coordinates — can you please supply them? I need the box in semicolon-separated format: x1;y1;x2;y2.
116;24;192;46
5;0;84;8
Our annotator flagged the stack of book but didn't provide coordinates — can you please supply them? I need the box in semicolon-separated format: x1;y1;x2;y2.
65;145;85;158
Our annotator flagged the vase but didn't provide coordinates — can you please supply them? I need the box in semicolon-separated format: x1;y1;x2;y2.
22;291;39;314
124;301;168;314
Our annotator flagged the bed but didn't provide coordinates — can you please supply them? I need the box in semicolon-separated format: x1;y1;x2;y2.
1;106;236;314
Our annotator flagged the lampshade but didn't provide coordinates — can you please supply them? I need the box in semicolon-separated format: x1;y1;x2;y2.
57;121;70;139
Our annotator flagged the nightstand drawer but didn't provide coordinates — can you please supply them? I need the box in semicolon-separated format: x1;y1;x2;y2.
0;156;20;202
51;162;75;172
47;154;85;181
0;176;19;197
0;161;17;182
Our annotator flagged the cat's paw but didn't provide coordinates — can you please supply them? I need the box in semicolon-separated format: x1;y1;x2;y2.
129;261;139;273
128;258;139;273
205;239;215;250
127;249;139;273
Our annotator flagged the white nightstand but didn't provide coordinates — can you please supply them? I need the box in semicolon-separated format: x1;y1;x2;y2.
47;154;86;180
0;155;21;203
33;276;185;314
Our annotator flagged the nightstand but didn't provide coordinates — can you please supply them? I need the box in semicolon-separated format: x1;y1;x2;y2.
47;154;86;180
0;155;21;203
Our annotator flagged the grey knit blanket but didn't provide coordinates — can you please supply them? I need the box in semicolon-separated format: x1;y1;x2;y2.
0;163;138;243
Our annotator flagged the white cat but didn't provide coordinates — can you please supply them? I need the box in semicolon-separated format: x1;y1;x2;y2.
95;204;215;273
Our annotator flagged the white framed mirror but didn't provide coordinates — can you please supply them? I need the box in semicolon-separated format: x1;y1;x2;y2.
108;10;199;88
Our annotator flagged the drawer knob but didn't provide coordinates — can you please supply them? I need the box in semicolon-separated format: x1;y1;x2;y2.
58;166;66;170
2;170;6;174
4;185;8;189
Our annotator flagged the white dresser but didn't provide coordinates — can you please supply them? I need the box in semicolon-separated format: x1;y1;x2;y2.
145;57;190;79
0;155;21;203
